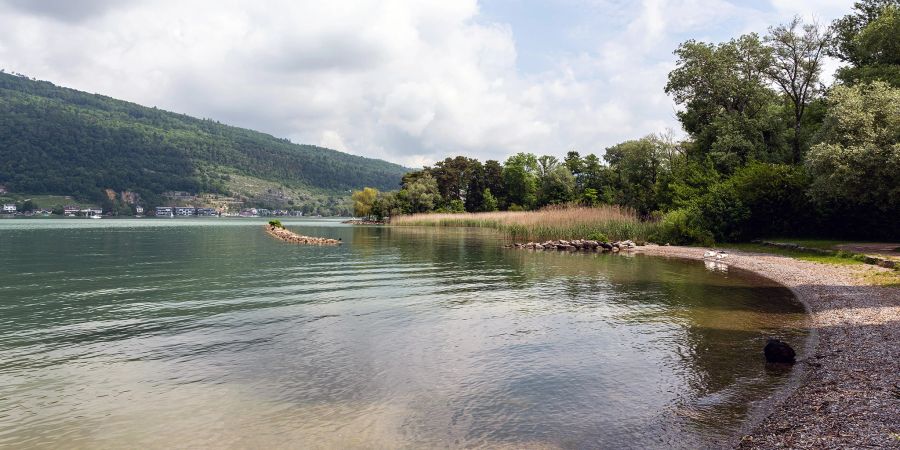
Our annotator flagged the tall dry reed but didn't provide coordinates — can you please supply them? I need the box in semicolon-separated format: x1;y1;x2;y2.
390;205;659;242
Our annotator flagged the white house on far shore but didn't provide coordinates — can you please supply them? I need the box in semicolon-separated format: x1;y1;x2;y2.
2;204;16;213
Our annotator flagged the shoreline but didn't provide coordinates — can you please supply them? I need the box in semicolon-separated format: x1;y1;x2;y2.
628;245;899;449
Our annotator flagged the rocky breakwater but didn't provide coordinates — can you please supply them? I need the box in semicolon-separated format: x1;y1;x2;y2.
507;239;638;252
264;224;342;245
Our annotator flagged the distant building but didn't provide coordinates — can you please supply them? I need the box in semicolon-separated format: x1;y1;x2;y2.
196;208;216;216
257;208;271;217
174;207;196;216
2;204;16;213
63;206;80;217
155;206;174;217
135;206;144;215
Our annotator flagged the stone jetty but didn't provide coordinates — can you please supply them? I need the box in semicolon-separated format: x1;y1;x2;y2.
265;224;342;245
506;239;637;252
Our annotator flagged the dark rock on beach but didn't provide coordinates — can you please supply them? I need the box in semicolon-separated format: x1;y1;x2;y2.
764;338;796;364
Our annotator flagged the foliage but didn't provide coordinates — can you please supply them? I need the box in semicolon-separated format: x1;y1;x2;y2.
765;17;832;162
665;34;790;171
806;81;900;238
481;188;499;212
690;182;751;242
351;187;379;219
502;153;539;210
268;220;283;229
831;0;900;86
653;208;714;246
727;162;812;238
603;136;665;215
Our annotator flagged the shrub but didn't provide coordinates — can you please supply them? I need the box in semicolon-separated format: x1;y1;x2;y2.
268;219;283;229
691;182;750;242
653;208;713;246
728;162;812;238
587;232;609;242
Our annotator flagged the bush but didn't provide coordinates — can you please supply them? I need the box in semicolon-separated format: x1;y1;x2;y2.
691;182;750;242
268;219;283;229
653;208;713;246
728;162;812;238
587;231;609;242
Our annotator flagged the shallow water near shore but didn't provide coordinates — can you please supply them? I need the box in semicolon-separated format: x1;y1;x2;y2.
0;218;808;448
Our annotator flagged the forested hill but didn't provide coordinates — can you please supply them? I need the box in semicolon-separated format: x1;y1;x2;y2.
0;72;408;210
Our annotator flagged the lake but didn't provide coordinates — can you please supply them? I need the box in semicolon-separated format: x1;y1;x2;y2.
0;218;807;449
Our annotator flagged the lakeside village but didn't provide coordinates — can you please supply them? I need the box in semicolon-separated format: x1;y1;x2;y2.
0;189;321;218
1;203;310;218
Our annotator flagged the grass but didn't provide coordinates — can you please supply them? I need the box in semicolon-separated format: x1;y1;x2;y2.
859;269;900;286
390;205;660;242
724;243;867;265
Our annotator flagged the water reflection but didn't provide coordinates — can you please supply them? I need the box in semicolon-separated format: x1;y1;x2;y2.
0;219;807;448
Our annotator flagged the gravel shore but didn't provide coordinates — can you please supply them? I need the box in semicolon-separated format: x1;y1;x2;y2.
629;245;900;449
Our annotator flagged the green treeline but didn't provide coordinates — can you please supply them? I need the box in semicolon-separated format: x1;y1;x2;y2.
0;72;409;208
356;1;900;243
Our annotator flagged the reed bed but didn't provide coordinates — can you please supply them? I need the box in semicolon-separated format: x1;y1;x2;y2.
390;205;660;242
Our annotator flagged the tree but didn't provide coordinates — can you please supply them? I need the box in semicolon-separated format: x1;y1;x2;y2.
666;34;788;170
538;165;576;206
831;1;900;86
483;160;507;208
806;81;900;237
604;136;665;215
831;0;899;64
502;153;539;209
351;187;379;219
765;17;831;162
464;160;486;212
429;156;480;206
18;199;35;212
399;173;441;213
481;188;499;212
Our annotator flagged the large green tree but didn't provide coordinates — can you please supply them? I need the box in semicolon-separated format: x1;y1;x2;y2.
806;81;900;237
765;17;831;162
666;34;790;171
502;153;539;209
831;0;900;86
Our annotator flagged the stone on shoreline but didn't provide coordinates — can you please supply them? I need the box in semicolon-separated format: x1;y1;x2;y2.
764;338;796;364
507;238;642;253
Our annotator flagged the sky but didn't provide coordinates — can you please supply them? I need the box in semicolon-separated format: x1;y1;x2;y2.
0;0;854;168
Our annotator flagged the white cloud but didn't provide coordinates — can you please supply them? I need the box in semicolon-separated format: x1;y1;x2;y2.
0;0;853;167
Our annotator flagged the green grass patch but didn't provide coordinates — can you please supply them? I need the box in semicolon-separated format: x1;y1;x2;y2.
724;243;866;266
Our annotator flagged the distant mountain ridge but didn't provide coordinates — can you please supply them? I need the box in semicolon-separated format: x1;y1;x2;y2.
0;72;408;213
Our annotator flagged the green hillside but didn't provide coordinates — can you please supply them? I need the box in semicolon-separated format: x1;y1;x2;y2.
0;72;408;214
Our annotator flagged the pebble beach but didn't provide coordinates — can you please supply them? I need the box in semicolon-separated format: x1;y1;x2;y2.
629;245;900;449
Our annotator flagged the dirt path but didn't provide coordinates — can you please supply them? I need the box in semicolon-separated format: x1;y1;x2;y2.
629;245;900;449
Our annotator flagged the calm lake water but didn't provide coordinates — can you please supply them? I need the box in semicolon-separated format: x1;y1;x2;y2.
0;218;807;449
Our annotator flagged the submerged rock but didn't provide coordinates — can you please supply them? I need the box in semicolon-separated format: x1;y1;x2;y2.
764;338;796;364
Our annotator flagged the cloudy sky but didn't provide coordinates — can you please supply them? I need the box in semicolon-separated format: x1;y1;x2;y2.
0;0;852;167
